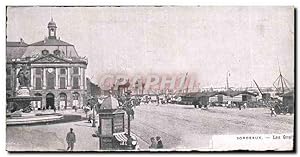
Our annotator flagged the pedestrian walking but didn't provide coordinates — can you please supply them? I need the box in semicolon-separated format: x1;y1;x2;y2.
243;102;247;109
198;101;202;109
156;136;163;149
192;99;198;108
270;106;277;117
88;114;92;123
66;128;76;151
156;95;160;106
149;137;157;149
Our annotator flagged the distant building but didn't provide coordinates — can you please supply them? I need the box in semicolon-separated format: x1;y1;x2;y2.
6;18;88;110
281;91;294;113
86;78;102;97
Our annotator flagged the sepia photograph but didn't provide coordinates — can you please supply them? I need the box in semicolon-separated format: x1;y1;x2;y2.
5;6;294;152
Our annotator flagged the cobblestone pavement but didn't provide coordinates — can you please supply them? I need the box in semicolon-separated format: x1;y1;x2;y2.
130;103;294;150
6;120;99;151
6;103;294;151
6;109;148;151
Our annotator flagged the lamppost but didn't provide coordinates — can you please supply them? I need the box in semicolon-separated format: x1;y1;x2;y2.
226;71;230;90
119;91;136;149
92;103;96;127
87;97;97;127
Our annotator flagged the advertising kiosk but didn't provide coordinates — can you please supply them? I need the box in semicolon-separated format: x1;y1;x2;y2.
97;95;128;150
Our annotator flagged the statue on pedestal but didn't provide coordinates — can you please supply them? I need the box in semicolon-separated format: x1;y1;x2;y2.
16;65;31;97
17;65;30;87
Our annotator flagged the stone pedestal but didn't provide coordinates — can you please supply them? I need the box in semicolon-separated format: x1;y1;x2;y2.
7;86;42;113
16;86;30;97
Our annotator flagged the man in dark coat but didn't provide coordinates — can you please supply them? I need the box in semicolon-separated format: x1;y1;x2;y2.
66;128;76;151
156;136;163;149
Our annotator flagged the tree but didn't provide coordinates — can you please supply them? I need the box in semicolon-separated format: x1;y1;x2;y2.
83;106;90;118
87;96;101;127
118;93;139;148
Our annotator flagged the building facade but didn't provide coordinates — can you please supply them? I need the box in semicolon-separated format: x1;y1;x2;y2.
86;78;103;97
6;18;88;110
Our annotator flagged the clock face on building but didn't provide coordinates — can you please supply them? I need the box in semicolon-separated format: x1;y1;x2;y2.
47;68;54;73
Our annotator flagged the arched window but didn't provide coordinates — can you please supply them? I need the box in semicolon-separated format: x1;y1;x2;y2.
34;93;42;96
60;93;67;101
72;92;80;108
59;93;68;109
34;93;42;110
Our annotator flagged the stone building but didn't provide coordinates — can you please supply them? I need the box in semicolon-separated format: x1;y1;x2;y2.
6;18;88;110
86;78;102;97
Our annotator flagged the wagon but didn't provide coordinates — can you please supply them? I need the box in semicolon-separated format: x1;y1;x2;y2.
274;103;289;115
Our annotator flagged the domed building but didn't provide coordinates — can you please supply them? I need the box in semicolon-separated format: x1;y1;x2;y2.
6;18;88;110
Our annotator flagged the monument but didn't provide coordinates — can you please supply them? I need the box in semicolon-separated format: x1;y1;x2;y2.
7;64;42;113
16;65;31;96
6;65;64;126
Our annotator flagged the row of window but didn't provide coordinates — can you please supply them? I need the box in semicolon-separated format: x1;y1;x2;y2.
6;67;80;76
6;77;80;90
35;67;79;75
58;93;79;101
35;76;80;90
6;67;82;90
42;49;65;56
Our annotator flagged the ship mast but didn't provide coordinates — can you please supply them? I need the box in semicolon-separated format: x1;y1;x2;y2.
273;58;290;94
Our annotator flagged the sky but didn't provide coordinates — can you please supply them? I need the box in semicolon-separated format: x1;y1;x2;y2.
6;6;294;88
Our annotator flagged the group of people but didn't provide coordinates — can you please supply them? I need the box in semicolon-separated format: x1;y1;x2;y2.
66;128;164;151
238;102;247;110
149;136;164;149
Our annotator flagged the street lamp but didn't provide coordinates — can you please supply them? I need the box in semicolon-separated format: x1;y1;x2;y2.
92;104;96;127
87;97;97;127
120;93;137;149
126;107;133;148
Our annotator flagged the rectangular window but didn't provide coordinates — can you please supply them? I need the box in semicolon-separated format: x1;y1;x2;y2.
83;70;85;88
73;67;79;74
6;67;11;75
46;71;55;89
36;68;42;75
36;77;42;90
6;78;11;89
60;77;66;89
73;76;79;89
60;68;66;75
47;77;55;89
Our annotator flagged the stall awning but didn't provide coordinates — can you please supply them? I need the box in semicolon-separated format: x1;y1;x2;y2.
113;132;128;145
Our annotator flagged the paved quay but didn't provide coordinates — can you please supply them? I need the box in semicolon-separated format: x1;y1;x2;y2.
6;103;294;151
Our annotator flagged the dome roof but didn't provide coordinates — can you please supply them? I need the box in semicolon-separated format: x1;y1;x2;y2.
48;18;57;28
100;95;119;110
